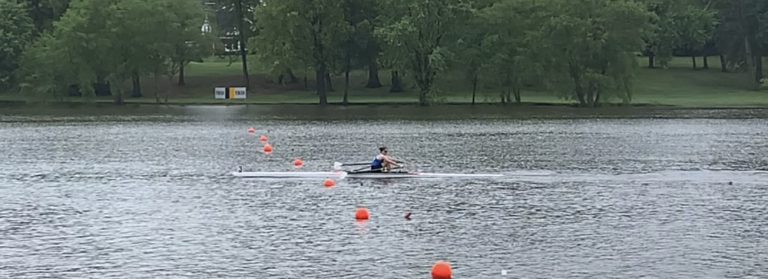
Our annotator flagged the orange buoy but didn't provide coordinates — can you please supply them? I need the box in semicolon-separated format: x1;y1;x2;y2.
293;158;303;167
355;207;369;220
431;261;452;279
260;135;267;142
263;144;273;153
248;127;255;133
323;179;335;187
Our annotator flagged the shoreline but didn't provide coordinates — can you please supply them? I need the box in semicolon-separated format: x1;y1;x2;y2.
4;99;768;110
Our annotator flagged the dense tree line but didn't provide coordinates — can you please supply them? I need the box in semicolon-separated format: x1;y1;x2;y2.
1;0;766;106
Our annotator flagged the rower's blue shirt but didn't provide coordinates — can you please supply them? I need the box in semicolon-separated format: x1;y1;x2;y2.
371;156;383;168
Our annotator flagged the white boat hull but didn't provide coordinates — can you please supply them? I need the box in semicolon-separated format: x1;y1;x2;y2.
231;171;503;179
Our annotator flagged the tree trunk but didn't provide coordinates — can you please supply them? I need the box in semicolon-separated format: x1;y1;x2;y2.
343;70;350;104
471;73;478;105
499;90;506;104
112;82;123;105
325;73;334;92
418;88;431;106
154;72;160;103
131;71;142;97
235;0;250;88
113;93;123;105
165;76;172;104
178;61;186;85
648;53;655;68
593;86;601;107
316;66;328;105
418;74;434;106
513;87;521;103
702;56;709;69
390;71;404;92
756;56;764;84
691;55;697;69
720;55;727;72
744;36;759;90
366;60;382;88
303;74;308;90
568;62;586;106
288;68;299;83
575;87;586;106
343;51;351;104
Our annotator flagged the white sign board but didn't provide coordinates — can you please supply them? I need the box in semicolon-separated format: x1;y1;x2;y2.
233;87;246;99
214;87;226;99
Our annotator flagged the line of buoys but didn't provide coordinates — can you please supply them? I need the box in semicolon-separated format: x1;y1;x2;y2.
246;127;449;279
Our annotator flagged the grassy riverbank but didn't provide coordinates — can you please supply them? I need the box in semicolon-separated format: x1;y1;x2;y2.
2;56;767;107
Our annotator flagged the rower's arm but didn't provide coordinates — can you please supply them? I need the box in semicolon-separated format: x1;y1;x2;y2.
384;156;399;164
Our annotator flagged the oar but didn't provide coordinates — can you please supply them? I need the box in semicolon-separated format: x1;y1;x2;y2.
333;162;369;170
335;162;369;166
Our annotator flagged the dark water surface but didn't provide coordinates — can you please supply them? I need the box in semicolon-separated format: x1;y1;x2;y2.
2;105;768;278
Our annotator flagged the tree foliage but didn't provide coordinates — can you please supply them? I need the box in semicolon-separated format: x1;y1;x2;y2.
537;0;655;106
4;0;767;106
643;0;718;68
711;0;768;88
252;0;345;105
478;0;545;104
16;0;212;103
0;1;36;91
375;0;473;105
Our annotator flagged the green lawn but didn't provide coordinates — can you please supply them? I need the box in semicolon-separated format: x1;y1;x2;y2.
2;55;767;106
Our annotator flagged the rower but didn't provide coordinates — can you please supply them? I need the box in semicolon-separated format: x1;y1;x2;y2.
371;147;399;172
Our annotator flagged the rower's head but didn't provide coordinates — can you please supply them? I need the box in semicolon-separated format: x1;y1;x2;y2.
379;147;388;154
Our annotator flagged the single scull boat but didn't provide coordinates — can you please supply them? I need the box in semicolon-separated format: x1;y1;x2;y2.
231;164;504;179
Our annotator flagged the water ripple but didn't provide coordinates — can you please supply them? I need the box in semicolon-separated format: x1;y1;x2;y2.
1;113;768;278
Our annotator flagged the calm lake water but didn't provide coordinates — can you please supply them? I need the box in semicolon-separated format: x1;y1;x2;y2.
2;105;768;278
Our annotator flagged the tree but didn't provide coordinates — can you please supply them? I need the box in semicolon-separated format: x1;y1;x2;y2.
375;0;473;105
676;4;718;69
147;0;214;102
169;1;216;86
351;0;384;89
640;0;713;69
451;2;493;104
711;0;768;89
215;0;261;89
14;0;71;34
17;0;210;104
479;0;545;104
537;0;656;106
253;0;345;105
0;1;35;92
337;0;377;103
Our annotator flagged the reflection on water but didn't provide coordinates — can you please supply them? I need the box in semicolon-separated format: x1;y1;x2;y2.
1;107;768;278
4;103;768;121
